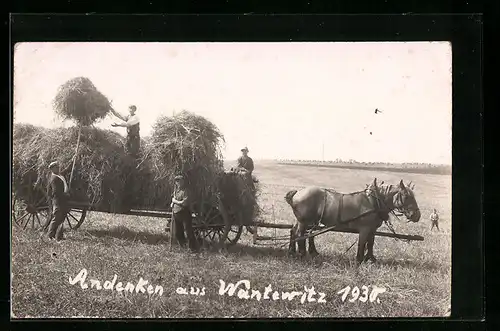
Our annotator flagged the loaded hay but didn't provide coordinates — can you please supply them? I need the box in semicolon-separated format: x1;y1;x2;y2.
52;76;113;190
12;123;135;213
139;110;225;209
216;169;261;226
13;110;261;226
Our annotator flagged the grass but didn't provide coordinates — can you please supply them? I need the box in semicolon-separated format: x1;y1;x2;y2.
11;160;451;318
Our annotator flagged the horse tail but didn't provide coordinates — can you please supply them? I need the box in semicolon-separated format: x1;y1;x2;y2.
284;190;298;206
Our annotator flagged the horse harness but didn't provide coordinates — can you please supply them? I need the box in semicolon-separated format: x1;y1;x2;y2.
291;183;413;245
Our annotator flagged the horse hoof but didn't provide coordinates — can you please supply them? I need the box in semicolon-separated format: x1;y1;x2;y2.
309;251;319;258
287;251;296;257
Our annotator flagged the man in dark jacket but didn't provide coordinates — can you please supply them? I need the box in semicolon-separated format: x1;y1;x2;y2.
236;147;254;174
46;161;70;241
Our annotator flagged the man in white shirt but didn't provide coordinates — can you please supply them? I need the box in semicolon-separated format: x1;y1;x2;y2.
111;105;141;158
46;161;70;241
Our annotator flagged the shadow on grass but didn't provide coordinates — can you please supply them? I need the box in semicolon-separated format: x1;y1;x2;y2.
227;243;290;259
80;227;444;271
84;226;171;246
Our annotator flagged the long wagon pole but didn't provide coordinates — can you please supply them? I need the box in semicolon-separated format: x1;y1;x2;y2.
253;221;424;242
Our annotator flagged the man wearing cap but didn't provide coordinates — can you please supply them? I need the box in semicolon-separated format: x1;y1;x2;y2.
46;161;70;241
170;175;198;252
236;147;254;175
111;105;141;158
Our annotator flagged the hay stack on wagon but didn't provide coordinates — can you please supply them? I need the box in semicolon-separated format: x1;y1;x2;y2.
137;110;225;210
217;169;261;226
12;124;135;213
13;77;260;226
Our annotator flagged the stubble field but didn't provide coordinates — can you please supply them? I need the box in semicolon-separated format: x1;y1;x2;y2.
11;160;451;318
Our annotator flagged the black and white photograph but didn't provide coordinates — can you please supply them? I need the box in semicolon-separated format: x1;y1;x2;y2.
11;41;452;318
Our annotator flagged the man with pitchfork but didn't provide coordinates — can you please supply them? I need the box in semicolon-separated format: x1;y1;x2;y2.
45;161;71;241
110;105;141;158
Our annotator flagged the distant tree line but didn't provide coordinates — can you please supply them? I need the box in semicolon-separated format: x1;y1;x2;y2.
276;158;451;175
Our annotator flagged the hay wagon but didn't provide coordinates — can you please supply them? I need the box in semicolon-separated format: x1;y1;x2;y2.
11;180;424;248
11;172;251;247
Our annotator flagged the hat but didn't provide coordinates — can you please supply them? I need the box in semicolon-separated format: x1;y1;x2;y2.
49;161;59;169
174;175;184;180
241;147;249;152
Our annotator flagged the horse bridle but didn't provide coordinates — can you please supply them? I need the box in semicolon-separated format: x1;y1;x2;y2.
392;189;420;221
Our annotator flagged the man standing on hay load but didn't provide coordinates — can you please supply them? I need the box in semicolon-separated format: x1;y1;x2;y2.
46;161;70;241
170;175;199;253
110;105;140;158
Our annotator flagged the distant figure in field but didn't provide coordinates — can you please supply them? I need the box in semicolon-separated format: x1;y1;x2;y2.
236;147;254;175
111;105;140;158
430;209;440;231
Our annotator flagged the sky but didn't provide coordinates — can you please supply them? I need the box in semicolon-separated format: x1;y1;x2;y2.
13;42;452;164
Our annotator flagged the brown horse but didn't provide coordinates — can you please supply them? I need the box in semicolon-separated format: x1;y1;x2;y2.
285;178;421;264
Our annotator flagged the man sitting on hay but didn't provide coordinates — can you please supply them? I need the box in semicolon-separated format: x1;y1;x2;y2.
111;105;141;158
236;147;254;175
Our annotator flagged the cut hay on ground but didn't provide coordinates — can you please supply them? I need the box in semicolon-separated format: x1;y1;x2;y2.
52;77;112;126
12;124;135;213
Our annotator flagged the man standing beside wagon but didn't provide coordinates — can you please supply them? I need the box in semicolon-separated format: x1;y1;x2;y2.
45;161;70;241
170;174;199;253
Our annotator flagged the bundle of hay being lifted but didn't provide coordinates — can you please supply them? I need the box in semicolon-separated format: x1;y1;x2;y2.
52;76;113;187
12;124;135;213
53;77;112;126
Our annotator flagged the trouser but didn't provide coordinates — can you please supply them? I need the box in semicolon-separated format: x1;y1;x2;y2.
431;220;439;230
47;204;68;240
126;134;140;158
171;209;198;251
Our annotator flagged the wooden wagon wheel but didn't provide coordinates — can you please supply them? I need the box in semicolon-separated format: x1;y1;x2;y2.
192;202;243;247
64;207;87;230
12;186;50;231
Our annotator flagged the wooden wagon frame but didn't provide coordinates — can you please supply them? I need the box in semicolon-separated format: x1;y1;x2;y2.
11;181;424;247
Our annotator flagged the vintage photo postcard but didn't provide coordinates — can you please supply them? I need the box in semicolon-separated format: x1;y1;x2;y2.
11;42;451;318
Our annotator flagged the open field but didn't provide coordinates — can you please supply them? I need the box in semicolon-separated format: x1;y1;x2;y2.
11;160;451;318
277;161;451;176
